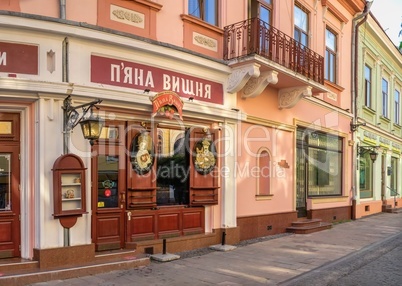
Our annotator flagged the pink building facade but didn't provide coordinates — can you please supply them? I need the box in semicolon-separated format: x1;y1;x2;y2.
0;0;374;270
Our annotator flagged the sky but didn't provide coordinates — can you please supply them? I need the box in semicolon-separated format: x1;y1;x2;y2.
370;0;402;47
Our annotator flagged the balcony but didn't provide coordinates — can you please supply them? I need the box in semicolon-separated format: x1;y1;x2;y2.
224;18;328;108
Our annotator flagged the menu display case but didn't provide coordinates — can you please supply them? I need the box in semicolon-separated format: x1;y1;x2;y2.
52;154;87;218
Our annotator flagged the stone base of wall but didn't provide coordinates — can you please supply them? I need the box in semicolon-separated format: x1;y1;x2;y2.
308;206;352;223
135;227;240;255
33;244;95;269
237;211;297;241
355;200;383;219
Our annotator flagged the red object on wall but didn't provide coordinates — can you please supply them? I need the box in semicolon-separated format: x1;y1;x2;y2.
90;55;224;105
0;42;38;75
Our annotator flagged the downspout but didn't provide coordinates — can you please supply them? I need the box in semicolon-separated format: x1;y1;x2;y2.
351;1;373;219
60;0;66;19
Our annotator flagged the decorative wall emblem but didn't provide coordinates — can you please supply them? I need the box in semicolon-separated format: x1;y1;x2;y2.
193;138;217;174
131;132;154;175
110;4;145;28
193;32;218;52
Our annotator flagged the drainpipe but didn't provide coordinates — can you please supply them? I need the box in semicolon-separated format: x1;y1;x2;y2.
351;1;373;219
60;0;66;19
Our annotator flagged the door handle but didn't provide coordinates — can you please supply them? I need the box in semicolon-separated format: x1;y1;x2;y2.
127;211;132;221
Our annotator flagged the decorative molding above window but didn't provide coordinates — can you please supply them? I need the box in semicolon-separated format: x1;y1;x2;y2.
321;0;349;23
132;0;162;11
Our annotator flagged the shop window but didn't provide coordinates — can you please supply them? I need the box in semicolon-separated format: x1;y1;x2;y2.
364;65;372;108
325;27;337;83
188;0;218;26
390;157;398;196
128;125;219;209
156;128;189;205
359;152;373;199
294;3;309;47
299;130;342;197
257;149;271;196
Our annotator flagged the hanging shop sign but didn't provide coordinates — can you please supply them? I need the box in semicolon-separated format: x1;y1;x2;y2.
0;41;38;75
151;91;183;120
91;54;224;104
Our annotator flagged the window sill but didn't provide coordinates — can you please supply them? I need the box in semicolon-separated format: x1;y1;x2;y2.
380;116;391;123
362;105;376;116
180;14;223;34
255;194;274;201
324;80;345;92
309;196;348;204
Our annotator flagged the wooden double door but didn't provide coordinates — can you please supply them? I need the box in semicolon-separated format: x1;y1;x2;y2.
0;113;21;258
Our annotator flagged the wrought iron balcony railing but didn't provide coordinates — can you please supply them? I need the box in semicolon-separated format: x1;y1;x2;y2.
224;18;324;85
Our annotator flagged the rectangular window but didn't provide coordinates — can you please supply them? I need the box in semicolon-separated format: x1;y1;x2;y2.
297;130;343;197
97;155;119;208
382;78;389;117
364;65;372;108
325;28;337;83
395;90;400;124
0;154;11;210
156;128;189;205
294;4;308;47
359;153;373;198
189;0;218;26
390;157;398;197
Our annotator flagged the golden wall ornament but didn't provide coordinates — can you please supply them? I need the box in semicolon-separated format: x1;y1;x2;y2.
193;138;217;175
131;132;154;175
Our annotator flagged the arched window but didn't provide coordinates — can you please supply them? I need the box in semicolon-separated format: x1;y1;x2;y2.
258;149;271;196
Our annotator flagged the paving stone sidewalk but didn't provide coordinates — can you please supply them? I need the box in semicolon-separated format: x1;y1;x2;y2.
30;212;402;286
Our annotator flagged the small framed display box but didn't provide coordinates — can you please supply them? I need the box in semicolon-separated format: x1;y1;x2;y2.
52;154;87;219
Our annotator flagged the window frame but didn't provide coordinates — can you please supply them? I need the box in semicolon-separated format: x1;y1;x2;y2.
294;3;309;47
394;89;400;125
390;156;398;197
325;27;337;83
250;0;273;24
364;65;372;108
297;128;343;198
382;78;389;118
188;0;219;26
359;152;373;199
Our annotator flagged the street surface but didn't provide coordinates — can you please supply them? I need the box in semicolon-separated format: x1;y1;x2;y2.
28;212;402;286
282;231;402;285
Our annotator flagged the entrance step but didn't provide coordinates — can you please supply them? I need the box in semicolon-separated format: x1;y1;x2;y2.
0;250;149;286
286;218;332;234
382;204;399;213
